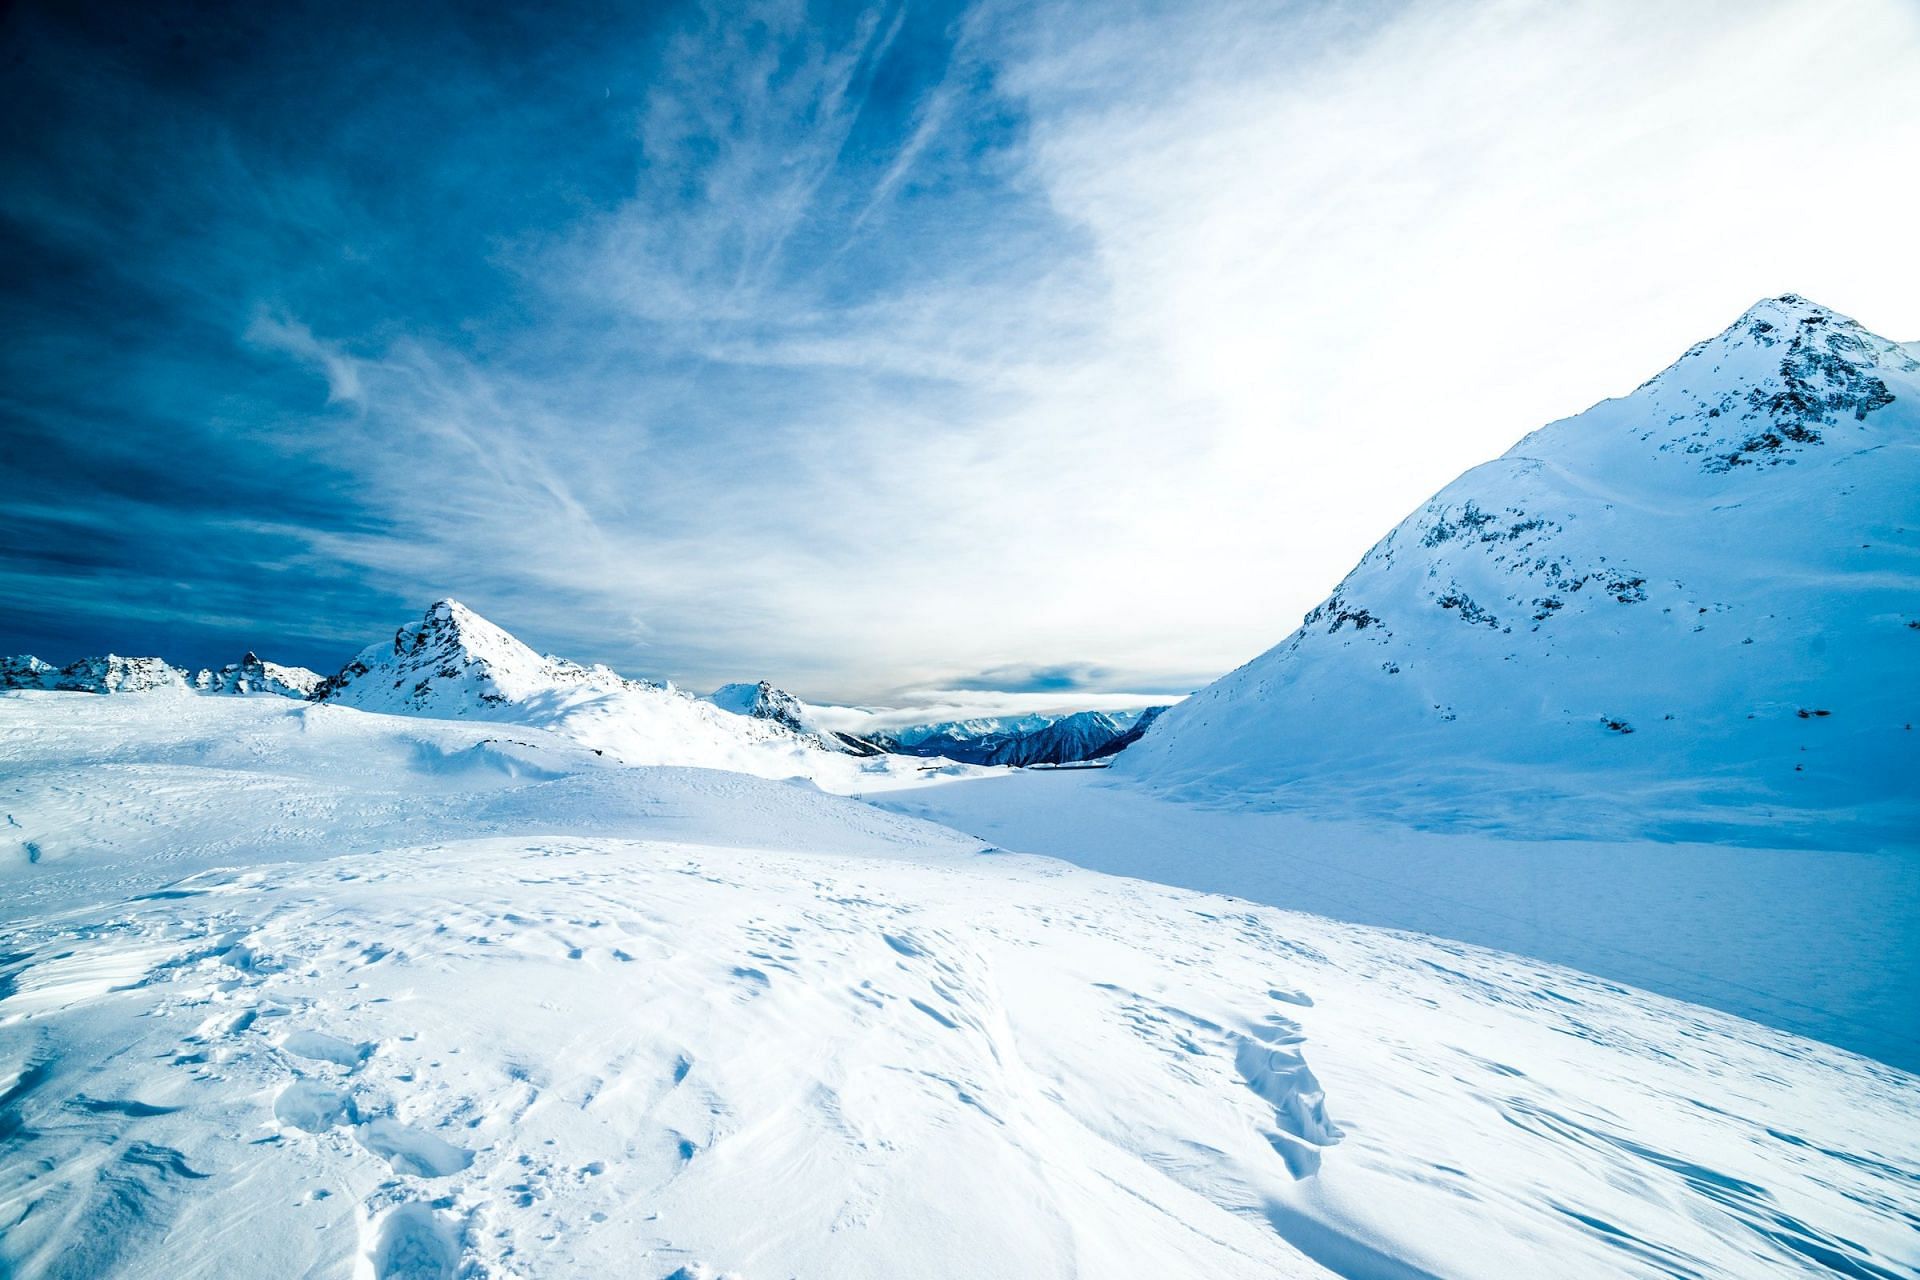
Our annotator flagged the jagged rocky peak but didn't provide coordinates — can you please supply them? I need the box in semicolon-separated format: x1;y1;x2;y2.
398;599;546;678
1523;292;1913;477
708;680;810;731
312;599;641;716
56;655;190;694
321;599;549;711
705;680;884;756
3;653;189;693
194;651;323;699
2;655;55;689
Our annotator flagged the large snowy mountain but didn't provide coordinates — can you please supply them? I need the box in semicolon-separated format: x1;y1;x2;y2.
1119;296;1920;846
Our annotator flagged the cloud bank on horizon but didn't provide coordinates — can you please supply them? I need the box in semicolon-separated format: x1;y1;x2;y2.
3;0;1917;700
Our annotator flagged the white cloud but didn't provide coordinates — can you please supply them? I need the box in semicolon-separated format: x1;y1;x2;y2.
246;0;1920;701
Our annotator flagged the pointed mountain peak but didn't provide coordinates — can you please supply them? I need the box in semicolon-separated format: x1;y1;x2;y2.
392;599;543;670
1695;292;1916;370
1733;291;1829;326
319;600;609;714
1530;292;1920;477
708;679;812;731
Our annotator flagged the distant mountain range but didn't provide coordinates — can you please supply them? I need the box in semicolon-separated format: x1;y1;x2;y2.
2;651;315;696
866;706;1169;766
5;600;1158;770
40;300;1906;812
1118;295;1920;846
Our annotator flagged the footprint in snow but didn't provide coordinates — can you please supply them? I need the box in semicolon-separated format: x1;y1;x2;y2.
359;1201;464;1280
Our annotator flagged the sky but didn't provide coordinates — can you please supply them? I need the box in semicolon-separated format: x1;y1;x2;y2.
4;0;1918;703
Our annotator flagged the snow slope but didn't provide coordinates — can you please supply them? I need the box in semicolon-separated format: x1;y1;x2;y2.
2;691;1916;1279
1120;296;1920;847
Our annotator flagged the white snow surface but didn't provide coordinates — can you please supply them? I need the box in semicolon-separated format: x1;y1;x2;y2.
1121;296;1920;848
2;691;1917;1279
871;769;1920;1072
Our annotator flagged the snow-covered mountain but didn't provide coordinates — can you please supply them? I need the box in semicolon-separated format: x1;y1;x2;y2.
313;599;634;714
873;707;1166;766
1120;295;1920;846
312;599;930;783
193;651;322;698
705;680;885;755
1;654;190;693
1;655;54;689
5;651;314;698
1088;704;1167;758
883;712;1057;749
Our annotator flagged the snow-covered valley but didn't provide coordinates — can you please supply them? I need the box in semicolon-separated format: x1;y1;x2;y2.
3;692;1917;1280
871;769;1920;1073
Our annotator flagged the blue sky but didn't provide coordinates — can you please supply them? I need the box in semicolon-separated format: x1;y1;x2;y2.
4;0;1917;701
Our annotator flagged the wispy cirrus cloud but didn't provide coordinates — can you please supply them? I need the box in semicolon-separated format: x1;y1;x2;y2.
4;0;1917;698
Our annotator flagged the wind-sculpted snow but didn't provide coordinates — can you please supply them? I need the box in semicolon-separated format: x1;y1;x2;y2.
2;693;1917;1278
1122;296;1920;846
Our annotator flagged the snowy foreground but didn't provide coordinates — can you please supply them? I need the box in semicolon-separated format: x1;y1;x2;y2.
4;695;1919;1279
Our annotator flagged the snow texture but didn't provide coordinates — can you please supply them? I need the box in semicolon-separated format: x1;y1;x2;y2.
1;692;1915;1279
